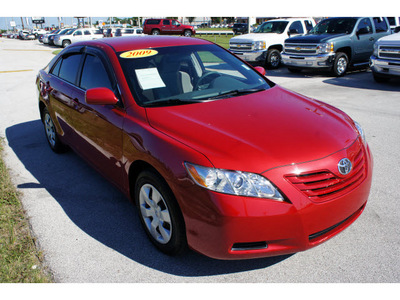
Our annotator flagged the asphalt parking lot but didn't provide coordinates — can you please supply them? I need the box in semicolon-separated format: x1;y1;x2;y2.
0;37;399;283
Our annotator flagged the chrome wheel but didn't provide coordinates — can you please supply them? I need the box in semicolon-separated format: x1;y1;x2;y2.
44;113;56;148
139;183;172;244
336;57;347;75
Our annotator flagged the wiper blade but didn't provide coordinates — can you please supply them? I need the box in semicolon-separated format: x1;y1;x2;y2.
204;88;266;100
144;98;202;107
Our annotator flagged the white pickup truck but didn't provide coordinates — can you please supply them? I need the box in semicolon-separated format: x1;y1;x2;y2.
229;18;316;69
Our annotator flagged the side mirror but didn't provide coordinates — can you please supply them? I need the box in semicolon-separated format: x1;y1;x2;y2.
85;87;119;105
254;66;266;76
394;26;400;33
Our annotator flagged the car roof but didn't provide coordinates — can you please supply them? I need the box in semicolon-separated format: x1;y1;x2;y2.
76;36;212;52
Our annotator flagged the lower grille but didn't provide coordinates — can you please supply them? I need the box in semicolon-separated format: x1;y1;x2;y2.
285;144;366;203
231;241;268;251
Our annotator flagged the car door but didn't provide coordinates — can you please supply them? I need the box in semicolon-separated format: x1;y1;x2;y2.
354;18;375;63
171;20;181;34
162;19;171;34
72;29;84;43
70;48;125;186
46;49;85;146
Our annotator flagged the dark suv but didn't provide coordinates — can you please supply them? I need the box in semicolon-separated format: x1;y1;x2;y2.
143;19;195;36
232;23;249;35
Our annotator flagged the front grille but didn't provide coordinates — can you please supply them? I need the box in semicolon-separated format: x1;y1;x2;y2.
379;46;400;60
285;146;366;203
284;43;318;55
229;42;253;52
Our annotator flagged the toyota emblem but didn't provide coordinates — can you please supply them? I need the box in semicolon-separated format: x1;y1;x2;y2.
338;158;352;175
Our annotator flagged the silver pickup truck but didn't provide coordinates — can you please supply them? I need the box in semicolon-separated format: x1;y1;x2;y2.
370;33;400;82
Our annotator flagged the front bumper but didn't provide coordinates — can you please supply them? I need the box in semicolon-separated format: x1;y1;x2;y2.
230;50;267;62
176;139;373;260
370;55;400;77
281;52;335;69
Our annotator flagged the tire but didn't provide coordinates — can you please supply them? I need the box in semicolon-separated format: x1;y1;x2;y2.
332;52;348;77
62;40;71;48
184;30;192;37
151;29;160;35
265;49;281;69
42;107;66;153
134;170;187;255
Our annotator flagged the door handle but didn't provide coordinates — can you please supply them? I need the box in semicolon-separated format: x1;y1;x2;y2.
369;37;375;41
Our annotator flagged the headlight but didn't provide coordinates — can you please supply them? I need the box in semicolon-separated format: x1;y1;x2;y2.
316;42;334;54
373;43;379;56
354;121;366;143
253;41;266;51
185;162;284;201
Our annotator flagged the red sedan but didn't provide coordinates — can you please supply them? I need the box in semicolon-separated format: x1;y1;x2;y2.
36;36;373;260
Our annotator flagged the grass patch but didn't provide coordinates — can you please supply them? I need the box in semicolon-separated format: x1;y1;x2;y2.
196;35;232;49
0;139;52;283
52;49;62;55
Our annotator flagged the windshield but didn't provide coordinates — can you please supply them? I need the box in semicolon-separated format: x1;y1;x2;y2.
310;18;357;34
118;44;273;107
254;21;289;34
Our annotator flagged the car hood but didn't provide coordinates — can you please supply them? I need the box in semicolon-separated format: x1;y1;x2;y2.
377;32;400;44
146;85;357;173
231;33;285;43
286;33;348;44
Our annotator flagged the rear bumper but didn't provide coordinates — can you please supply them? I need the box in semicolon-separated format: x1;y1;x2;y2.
176;140;373;260
370;55;400;77
281;52;335;69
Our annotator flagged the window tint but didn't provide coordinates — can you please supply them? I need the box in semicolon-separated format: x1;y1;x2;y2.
373;17;389;32
80;54;113;90
357;18;373;34
51;57;62;76
163;20;170;25
74;30;82;36
58;53;83;84
304;20;313;32
146;19;160;25
289;21;304;34
84;30;91;35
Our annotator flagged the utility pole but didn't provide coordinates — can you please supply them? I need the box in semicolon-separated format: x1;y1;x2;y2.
20;17;25;29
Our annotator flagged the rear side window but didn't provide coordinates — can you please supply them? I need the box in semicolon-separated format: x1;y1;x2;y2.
289;21;304;34
373;17;389;32
163;20;170;25
80;54;113;90
146;19;160;25
304;20;314;32
58;53;83;84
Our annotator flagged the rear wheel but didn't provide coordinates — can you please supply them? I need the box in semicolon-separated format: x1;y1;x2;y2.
42;107;65;153
151;29;160;35
135;170;187;255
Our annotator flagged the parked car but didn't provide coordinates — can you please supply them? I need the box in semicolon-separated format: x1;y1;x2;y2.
36;36;372;260
42;29;60;44
19;30;36;40
143;19;195;36
54;28;103;48
229;18;316;69
103;28;117;38
387;17;400;33
115;27;144;37
48;28;71;46
232;23;249;35
281;17;391;76
370;32;400;82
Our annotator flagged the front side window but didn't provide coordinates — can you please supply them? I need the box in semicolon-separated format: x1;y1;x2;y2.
172;20;180;26
163;20;170;25
255;21;289;34
118;44;272;106
80;54;113;90
74;30;82;36
357;18;373;34
57;53;83;84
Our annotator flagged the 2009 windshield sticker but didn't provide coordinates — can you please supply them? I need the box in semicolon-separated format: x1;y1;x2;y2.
120;49;158;58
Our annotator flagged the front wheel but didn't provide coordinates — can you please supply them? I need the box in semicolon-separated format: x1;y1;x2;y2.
184;30;192;37
135;170;187;255
265;49;281;69
62;40;71;48
332;52;348;77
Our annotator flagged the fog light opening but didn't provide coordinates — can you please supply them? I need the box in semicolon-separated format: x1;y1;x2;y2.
231;241;268;251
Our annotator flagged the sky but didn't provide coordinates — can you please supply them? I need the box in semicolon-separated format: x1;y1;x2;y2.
1;0;398;31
